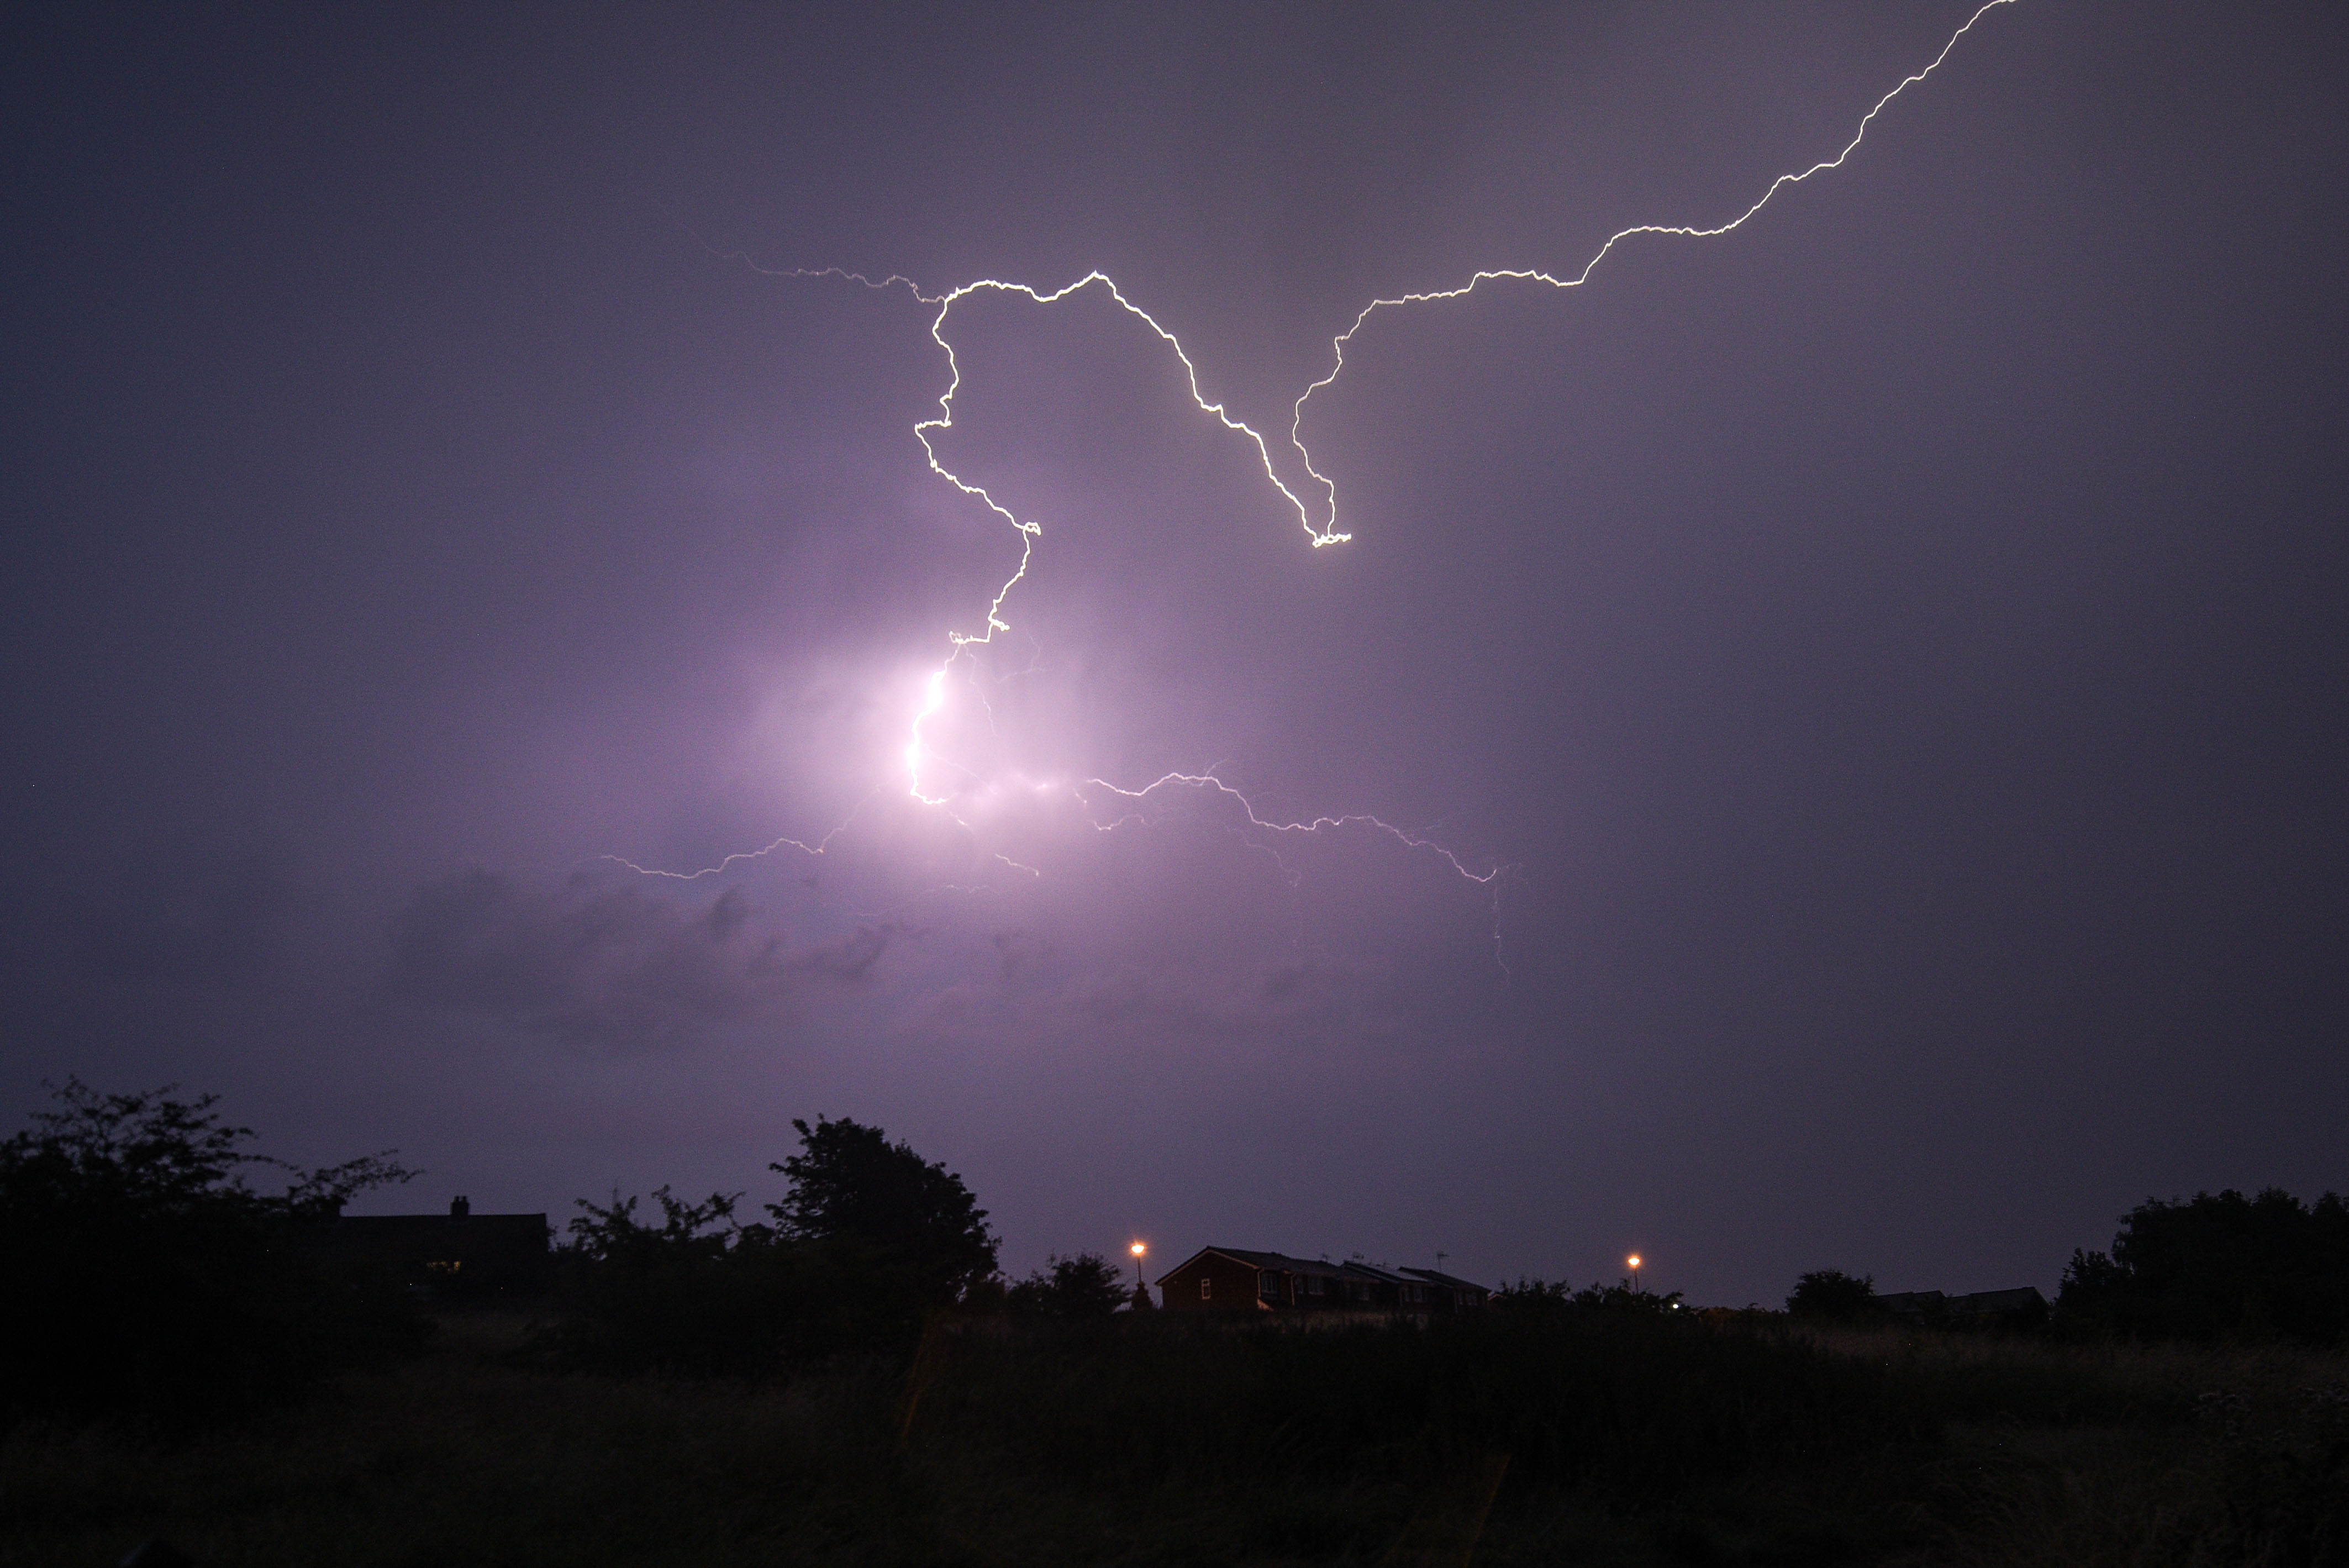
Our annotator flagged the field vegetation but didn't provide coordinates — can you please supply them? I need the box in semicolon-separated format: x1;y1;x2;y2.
4;1084;2343;1566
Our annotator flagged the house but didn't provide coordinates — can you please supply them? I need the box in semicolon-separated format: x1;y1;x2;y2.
1878;1286;2047;1325
1401;1266;1494;1312
312;1195;552;1294
1155;1247;1490;1318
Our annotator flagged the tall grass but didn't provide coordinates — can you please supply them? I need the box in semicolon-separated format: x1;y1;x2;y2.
924;1312;1940;1503
5;1310;2342;1566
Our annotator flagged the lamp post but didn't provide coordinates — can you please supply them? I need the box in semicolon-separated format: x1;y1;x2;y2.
1130;1240;1146;1290
1628;1254;1642;1293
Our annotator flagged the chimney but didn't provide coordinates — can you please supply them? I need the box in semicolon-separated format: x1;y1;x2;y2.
450;1196;470;1219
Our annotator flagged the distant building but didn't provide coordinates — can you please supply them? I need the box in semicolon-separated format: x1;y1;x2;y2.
1878;1286;2047;1325
313;1196;552;1295
1155;1247;1490;1319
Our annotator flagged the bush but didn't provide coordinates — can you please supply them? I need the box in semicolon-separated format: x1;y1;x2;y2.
527;1187;934;1376
529;1116;998;1376
1005;1251;1129;1321
1496;1276;1688;1317
0;1080;428;1427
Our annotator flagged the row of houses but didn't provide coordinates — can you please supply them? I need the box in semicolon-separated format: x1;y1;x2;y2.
1156;1246;1490;1318
313;1204;2043;1330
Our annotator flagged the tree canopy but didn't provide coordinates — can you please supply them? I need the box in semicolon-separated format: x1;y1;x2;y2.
533;1116;1003;1375
2058;1188;2349;1343
767;1116;997;1301
0;1080;424;1423
1787;1270;1881;1322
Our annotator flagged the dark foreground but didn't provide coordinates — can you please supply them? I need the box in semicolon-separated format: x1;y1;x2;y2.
6;1311;2343;1568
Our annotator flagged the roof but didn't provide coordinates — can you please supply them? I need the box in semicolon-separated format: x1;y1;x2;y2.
332;1213;549;1236
1400;1267;1490;1293
1881;1286;2046;1315
314;1213;551;1259
1877;1290;1947;1311
1159;1246;1318;1285
1951;1286;2046;1313
1155;1248;1485;1289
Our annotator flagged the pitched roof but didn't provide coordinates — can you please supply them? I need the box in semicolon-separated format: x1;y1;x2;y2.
333;1213;549;1232
1950;1286;2046;1313
1340;1261;1410;1284
1399;1267;1489;1293
1877;1290;1947;1311
1881;1286;2046;1315
1154;1246;1383;1286
314;1212;551;1256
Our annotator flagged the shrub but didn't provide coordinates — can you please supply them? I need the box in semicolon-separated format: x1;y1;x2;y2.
1005;1251;1129;1320
528;1186;934;1376
1496;1276;1688;1317
530;1116;996;1376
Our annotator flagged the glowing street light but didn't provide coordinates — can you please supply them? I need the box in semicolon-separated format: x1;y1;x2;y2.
1130;1240;1147;1288
1628;1254;1642;1293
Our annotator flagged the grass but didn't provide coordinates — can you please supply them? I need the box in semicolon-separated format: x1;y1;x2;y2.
3;1312;2342;1567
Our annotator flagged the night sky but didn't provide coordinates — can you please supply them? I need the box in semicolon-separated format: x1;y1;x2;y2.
6;2;2344;1307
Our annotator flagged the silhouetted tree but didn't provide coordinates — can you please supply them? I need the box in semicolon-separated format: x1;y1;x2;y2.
1006;1252;1129;1320
535;1183;931;1374
767;1116;997;1304
533;1119;1000;1375
2057;1188;2349;1343
0;1080;424;1424
1787;1270;1881;1322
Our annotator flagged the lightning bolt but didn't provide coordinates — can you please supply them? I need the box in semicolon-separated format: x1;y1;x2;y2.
619;1;2019;969
598;801;868;881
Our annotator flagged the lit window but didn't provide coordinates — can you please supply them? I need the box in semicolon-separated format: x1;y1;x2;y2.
1200;1277;1212;1302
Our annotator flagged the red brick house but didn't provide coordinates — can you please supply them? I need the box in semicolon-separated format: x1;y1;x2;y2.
1155;1247;1490;1318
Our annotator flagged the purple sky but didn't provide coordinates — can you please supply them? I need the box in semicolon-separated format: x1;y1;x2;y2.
5;2;2345;1306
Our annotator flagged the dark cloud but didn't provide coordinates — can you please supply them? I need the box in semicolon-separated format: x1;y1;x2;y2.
388;871;881;1050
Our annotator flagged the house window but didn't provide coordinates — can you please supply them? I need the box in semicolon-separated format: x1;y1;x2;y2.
1260;1271;1279;1297
1200;1277;1212;1302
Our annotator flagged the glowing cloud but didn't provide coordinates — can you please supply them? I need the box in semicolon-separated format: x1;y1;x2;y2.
620;1;2021;945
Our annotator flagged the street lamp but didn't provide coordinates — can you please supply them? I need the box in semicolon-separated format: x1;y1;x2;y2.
1628;1254;1642;1293
1130;1240;1146;1289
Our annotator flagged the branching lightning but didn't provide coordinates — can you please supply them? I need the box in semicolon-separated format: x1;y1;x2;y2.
601;804;865;881
618;2;2018;962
